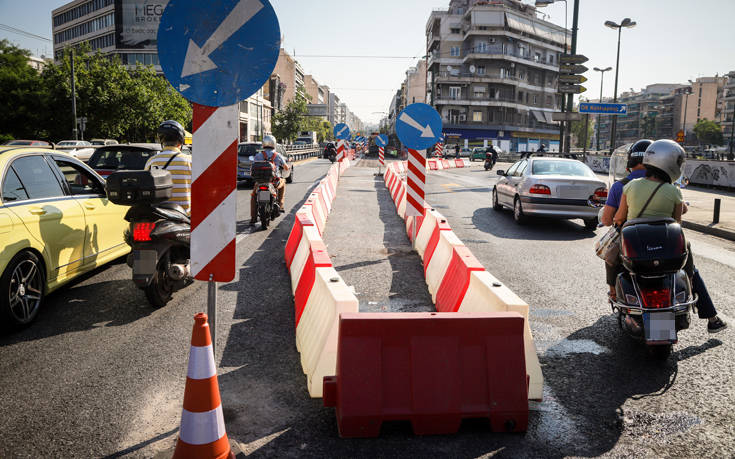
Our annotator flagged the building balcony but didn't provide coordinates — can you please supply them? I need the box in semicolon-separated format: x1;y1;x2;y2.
435;71;557;93
442;121;560;135
462;25;566;53
435;94;556;110
462;49;558;72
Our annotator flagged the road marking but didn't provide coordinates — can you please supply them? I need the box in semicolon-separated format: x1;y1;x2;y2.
440;183;461;192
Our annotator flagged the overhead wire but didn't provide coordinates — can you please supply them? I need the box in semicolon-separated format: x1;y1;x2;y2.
0;23;52;42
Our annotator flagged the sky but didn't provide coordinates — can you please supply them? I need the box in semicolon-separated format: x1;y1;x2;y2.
2;0;734;125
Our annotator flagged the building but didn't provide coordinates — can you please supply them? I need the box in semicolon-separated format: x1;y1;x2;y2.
426;0;568;152
405;60;427;106
52;0;166;70
272;48;306;106
27;56;50;72
238;86;273;143
724;71;735;154
674;76;727;143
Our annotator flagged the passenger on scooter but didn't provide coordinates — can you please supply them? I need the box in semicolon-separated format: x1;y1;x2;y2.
250;135;289;225
144;120;192;216
613;139;726;333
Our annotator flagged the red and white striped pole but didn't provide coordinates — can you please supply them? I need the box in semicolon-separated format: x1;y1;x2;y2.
378;146;385;176
406;148;426;245
191;103;238;352
336;139;345;162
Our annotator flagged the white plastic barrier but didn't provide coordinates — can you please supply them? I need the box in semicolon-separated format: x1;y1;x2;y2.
424;230;464;301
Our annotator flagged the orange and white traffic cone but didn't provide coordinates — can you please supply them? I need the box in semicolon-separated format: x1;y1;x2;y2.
173;313;235;459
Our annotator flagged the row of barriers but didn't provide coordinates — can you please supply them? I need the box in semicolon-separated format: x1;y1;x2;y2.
284;159;357;398
383;160;544;402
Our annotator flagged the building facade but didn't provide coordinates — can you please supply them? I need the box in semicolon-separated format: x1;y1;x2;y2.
272;48;306;106
426;0;567;152
238;86;273;143
724;71;735;154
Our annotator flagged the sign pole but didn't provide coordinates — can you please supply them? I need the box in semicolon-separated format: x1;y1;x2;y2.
208;274;217;354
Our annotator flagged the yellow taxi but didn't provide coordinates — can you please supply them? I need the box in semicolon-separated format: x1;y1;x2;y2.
0;146;130;327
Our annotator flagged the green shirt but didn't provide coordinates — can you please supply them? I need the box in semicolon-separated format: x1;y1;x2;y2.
623;178;683;220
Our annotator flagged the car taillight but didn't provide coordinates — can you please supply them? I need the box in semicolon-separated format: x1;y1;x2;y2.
640;288;671;309
259;186;268;191
594;187;608;198
133;222;154;242
529;184;551;195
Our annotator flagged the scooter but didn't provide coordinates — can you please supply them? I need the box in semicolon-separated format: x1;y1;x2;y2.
608;218;695;359
106;169;192;307
251;160;281;230
484;153;495;171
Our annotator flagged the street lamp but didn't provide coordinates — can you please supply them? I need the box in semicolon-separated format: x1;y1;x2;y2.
605;18;636;153
593;66;612;151
680;80;693;145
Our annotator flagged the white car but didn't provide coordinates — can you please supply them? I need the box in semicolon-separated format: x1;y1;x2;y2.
55;140;96;162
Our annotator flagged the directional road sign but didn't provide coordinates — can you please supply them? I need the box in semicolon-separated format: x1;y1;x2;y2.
558;85;586;94
158;0;280;107
396;103;443;151
579;102;628;115
560;64;588;75
559;54;588;65
558;74;588;84
334;123;351;140
376;134;388;147
676;130;685;143
551;112;582;122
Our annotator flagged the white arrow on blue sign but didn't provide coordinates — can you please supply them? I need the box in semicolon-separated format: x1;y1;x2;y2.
579;102;628;115
158;0;281;107
334;123;351;140
396;103;443;150
376;135;388;147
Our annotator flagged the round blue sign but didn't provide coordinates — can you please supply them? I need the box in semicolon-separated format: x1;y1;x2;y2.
158;0;281;107
396;103;443;150
334;123;351;140
376;134;388;147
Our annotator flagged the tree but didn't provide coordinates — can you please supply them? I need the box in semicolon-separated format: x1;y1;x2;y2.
693;119;723;146
272;92;308;142
0;40;45;140
570;116;594;148
302;117;332;142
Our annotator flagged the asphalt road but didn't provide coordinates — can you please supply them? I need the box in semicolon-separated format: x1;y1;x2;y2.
1;157;733;458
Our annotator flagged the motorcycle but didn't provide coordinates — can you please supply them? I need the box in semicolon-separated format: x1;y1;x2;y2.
484;152;495;171
251;160;281;230
608;218;695;359
106;169;192;307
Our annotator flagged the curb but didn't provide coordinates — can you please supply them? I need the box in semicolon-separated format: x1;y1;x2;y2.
681;221;735;242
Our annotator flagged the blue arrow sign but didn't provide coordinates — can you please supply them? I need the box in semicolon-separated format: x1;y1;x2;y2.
376;135;388;147
579;102;628;115
158;0;281;107
396;103;443;150
334;123;351;140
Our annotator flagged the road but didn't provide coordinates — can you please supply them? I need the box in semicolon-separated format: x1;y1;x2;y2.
1;158;733;458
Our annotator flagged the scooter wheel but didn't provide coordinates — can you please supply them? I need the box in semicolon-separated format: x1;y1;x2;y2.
145;263;173;308
648;344;673;360
259;205;270;229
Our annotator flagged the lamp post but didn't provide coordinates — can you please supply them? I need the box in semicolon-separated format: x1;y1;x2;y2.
680;80;693;145
605;18;636;154
593;66;612;151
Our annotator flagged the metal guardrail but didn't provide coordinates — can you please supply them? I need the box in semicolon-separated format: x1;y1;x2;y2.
283;144;322;162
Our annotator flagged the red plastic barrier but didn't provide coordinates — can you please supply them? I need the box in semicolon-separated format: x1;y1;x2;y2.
285;213;314;270
441;159;450;169
293;240;332;327
405;203;431;242
435;246;485;312
323;312;529;437
428;159;438;170
454;159;464;168
423;218;452;274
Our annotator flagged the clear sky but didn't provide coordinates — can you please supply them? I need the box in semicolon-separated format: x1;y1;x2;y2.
2;0;734;125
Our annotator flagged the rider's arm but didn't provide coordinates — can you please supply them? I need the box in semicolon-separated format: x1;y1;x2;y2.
601;205;616;226
613;194;628;226
278;154;290;170
673;203;683;223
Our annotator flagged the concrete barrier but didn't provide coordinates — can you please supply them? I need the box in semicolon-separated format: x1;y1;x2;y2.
441;159;451;169
285;213;314;270
293;239;332;328
414;209;448;260
289;223;323;295
454;159;464;168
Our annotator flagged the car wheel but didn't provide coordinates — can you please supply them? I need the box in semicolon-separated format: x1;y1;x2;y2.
0;250;45;327
513;196;527;224
583;218;598;230
492;187;503;211
286;169;293;183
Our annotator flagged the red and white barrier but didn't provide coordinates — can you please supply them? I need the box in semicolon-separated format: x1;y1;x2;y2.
378;146;385;166
405;149;426;218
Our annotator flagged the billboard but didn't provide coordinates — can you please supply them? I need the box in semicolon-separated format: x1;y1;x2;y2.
115;0;169;49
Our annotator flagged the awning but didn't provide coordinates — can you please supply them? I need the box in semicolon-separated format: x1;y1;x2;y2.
532;110;546;123
543;112;556;124
505;13;535;36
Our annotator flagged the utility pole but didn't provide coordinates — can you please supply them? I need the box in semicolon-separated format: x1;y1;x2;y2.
70;48;78;140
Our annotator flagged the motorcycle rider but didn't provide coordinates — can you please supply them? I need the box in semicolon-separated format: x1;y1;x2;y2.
250;134;289;225
144;120;192;216
613;139;726;333
324;142;337;161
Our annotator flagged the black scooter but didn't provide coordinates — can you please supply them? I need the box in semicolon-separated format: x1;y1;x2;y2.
251;160;281;230
609;218;695;359
484;152;496;171
106;169;192;307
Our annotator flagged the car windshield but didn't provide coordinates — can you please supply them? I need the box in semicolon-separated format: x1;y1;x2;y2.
57;141;79;146
238;144;261;157
91;140;105;145
88;148;157;170
531;160;595;178
7;140;34;145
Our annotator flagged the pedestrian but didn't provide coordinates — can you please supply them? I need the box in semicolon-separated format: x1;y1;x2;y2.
454;144;460;158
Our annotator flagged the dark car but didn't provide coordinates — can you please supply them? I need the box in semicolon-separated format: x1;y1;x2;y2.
238;142;293;184
87;144;161;177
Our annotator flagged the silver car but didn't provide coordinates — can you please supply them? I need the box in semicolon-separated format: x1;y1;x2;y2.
492;157;607;229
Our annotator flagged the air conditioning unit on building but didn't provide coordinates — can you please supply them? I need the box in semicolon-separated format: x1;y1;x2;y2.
459;114;467;122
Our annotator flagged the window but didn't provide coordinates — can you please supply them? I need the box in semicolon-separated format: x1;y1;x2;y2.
53;160;105;196
548;54;554;64
473;86;485;98
473;111;483;122
2;168;29;202
534;53;541;62
533;95;538;105
449;87;461;100
10;156;64;199
477;65;485;75
505;161;521;176
477;41;487;53
515;160;528;176
450;46;460;57
88;148;157;171
53;12;114;44
53;0;113;28
451;28;461;34
518;91;523;101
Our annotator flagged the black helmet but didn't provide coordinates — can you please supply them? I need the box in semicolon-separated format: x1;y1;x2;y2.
157;120;185;145
627;139;652;169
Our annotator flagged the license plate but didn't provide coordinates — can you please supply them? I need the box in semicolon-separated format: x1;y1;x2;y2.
557;185;586;199
258;190;271;202
133;250;158;276
643;311;676;342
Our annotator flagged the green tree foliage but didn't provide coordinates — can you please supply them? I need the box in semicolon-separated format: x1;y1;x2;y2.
693;119;723;146
0;42;191;142
272;92;307;142
0;40;45;140
571;115;594;148
302;117;332;142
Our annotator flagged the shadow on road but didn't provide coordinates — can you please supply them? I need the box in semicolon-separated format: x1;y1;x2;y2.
471;207;598;241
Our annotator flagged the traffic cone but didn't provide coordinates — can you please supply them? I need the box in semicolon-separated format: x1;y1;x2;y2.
173;313;235;459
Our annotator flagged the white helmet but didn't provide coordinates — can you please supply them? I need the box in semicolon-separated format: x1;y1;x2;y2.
643;139;685;183
262;135;277;149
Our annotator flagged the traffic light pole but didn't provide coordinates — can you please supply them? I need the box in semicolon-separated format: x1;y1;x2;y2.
564;0;580;155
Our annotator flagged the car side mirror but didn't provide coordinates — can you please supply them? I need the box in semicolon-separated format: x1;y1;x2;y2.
496;170;505;176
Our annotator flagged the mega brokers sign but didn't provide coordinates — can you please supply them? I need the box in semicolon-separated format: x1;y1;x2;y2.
115;0;170;49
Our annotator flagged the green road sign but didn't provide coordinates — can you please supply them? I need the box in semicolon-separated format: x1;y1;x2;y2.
559;54;588;65
558;85;587;94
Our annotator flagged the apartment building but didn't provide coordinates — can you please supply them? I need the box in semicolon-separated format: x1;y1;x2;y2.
272;48;306;106
724;71;735;153
52;0;167;70
426;0;567;152
238;86;273;143
405;61;427;106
